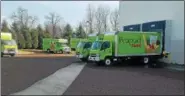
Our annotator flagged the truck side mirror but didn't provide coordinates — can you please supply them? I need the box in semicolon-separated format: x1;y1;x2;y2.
100;47;103;50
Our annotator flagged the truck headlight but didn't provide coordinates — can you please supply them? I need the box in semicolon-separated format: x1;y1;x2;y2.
4;49;8;53
96;54;99;57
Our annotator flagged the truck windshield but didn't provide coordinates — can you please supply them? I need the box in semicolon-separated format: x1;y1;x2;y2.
1;40;17;45
77;42;85;48
91;41;102;50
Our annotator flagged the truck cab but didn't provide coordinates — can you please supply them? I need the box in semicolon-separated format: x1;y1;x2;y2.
76;33;99;62
58;39;71;54
42;38;71;54
76;40;92;61
1;32;18;57
88;40;113;65
88;32;115;65
70;38;81;51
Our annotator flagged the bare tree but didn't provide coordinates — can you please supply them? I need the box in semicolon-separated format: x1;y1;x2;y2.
45;12;62;38
60;23;66;38
110;8;119;31
95;5;110;33
95;5;103;34
30;16;38;28
86;4;95;34
101;5;110;32
11;7;38;29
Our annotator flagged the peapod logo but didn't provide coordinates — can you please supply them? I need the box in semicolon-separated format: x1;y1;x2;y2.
119;37;141;48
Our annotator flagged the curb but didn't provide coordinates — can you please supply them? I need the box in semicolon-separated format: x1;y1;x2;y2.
165;64;184;71
15;54;75;58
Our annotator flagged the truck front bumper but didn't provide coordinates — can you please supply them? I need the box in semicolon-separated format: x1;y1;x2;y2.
64;49;71;53
88;56;100;62
76;54;84;58
2;50;16;55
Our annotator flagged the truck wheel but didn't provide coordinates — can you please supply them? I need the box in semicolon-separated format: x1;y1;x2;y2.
11;54;15;57
47;49;50;53
59;50;63;54
80;58;87;62
96;61;102;66
104;58;112;66
143;57;149;64
143;57;154;68
53;51;58;54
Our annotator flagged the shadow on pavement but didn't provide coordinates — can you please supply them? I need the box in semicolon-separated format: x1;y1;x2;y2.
84;61;184;81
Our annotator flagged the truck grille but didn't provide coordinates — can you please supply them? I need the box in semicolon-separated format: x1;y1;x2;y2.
8;48;15;51
90;54;96;57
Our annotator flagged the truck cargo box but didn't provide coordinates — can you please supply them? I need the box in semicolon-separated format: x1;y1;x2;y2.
88;33;98;41
142;20;172;54
115;31;163;57
1;32;12;40
70;38;81;50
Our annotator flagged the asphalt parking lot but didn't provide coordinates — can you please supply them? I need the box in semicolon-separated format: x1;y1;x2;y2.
64;63;184;95
1;57;184;95
1;56;77;95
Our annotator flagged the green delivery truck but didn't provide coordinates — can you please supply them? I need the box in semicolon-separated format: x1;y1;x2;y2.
1;32;18;57
76;33;103;61
88;31;169;67
70;38;81;51
42;38;71;54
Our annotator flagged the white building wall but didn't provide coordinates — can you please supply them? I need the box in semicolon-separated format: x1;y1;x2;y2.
119;1;184;64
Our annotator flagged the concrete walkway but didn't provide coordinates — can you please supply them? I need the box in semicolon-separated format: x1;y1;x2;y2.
11;63;86;95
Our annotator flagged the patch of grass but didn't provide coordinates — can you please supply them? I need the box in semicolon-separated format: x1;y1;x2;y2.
18;49;35;54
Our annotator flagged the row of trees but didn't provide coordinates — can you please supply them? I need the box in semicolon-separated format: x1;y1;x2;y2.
85;4;119;34
1;4;119;49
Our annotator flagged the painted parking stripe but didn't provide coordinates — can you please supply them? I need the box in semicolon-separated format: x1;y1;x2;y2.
11;63;86;95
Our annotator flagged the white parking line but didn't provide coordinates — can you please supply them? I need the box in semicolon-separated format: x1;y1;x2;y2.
11;63;86;95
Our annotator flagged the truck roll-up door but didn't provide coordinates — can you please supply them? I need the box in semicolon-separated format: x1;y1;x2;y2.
123;24;141;31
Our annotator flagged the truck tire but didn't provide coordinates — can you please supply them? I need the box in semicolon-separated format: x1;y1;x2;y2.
143;57;150;64
104;58;112;66
96;61;103;66
53;51;57;54
80;58;87;62
142;57;150;68
59;50;63;54
11;54;15;57
1;53;3;57
143;57;157;68
47;49;50;53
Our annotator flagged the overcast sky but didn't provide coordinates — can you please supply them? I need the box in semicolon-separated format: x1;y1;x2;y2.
1;1;119;28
